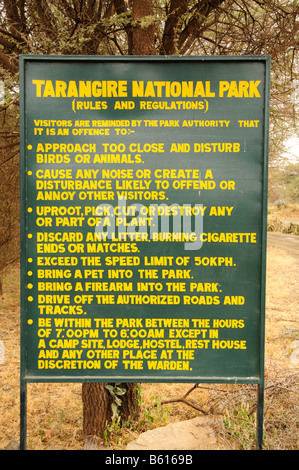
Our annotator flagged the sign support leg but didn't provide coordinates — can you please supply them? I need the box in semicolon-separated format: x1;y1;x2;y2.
256;383;264;450
20;381;27;450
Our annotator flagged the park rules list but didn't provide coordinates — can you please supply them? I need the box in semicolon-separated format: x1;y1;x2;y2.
19;56;270;447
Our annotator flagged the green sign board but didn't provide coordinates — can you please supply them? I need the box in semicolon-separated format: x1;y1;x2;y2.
20;56;269;385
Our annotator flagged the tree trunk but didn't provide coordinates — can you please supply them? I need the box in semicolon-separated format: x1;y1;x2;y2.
82;383;113;446
129;0;156;55
82;382;140;446
82;0;155;447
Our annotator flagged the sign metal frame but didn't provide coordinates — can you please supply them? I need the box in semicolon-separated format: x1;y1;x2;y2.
19;55;270;450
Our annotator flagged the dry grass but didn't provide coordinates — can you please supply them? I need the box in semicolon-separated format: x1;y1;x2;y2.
268;203;299;234
0;237;298;450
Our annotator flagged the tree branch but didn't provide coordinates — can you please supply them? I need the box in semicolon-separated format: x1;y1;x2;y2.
151;384;208;415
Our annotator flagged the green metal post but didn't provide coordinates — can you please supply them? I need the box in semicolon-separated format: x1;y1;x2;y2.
20;381;27;450
256;384;264;450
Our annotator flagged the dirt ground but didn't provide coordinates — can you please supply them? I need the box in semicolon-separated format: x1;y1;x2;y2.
0;221;298;450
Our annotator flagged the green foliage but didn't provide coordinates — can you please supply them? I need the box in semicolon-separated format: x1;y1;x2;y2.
103;390;172;447
105;383;127;418
138;395;172;431
223;403;258;450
